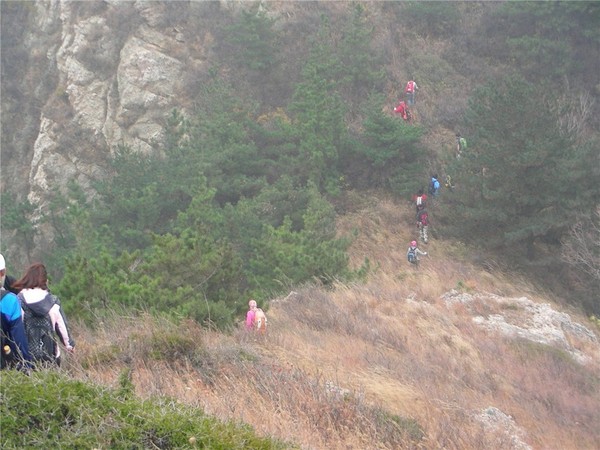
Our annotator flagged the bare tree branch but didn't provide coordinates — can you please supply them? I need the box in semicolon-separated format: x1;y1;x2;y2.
553;85;596;142
562;206;600;281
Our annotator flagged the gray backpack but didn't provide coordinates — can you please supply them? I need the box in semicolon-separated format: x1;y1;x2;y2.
21;294;57;364
407;247;417;264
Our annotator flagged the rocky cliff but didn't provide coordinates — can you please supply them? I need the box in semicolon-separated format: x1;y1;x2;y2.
2;0;302;256
4;0;391;258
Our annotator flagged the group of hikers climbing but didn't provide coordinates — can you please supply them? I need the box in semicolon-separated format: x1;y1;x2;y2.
393;78;419;121
393;78;468;153
406;174;445;267
392;78;468;267
0;254;75;372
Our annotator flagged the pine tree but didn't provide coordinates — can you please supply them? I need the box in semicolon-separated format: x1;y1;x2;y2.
289;16;346;193
441;75;598;260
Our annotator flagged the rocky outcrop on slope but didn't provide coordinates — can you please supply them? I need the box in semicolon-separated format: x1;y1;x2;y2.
442;290;598;364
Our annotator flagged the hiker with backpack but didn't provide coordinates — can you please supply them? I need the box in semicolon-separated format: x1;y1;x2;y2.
0;254;32;371
412;188;427;214
13;263;74;367
246;299;267;334
407;240;427;266
444;174;455;192
417;209;430;244
428;174;440;197
405;78;419;105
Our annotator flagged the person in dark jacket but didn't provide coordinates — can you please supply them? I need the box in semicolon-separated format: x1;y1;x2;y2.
3;271;18;294
0;254;32;370
412;188;427;214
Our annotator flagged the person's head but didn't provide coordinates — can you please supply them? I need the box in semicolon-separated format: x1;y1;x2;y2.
411;240;417;247
248;299;257;309
417;188;424;196
12;263;48;291
433;174;438;180
0;254;6;287
456;132;461;138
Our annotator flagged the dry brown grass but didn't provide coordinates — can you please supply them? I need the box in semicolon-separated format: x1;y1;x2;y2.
63;195;600;450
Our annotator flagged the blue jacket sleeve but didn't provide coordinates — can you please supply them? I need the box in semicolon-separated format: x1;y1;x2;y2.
6;315;32;363
1;292;32;363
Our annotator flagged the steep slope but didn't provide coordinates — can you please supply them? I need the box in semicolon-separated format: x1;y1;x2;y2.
68;195;600;450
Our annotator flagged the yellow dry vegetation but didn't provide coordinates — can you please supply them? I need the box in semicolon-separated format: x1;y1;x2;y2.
67;195;600;450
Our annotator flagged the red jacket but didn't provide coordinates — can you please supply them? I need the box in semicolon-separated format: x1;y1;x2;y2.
405;80;417;93
394;101;408;119
412;193;427;207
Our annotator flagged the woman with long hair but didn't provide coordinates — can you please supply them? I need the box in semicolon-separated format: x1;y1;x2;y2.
13;263;74;367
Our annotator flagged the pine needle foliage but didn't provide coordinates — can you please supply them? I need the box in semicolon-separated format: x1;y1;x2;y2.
439;75;597;260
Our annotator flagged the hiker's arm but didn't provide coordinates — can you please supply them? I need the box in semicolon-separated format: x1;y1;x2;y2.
49;305;74;351
58;306;75;348
52;295;75;347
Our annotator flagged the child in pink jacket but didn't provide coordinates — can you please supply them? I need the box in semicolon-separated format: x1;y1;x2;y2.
246;299;267;333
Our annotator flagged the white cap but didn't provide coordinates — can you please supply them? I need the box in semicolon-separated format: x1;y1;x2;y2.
0;254;5;271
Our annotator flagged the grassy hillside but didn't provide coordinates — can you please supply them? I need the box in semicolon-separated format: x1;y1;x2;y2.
5;194;598;450
0;370;290;449
1;2;599;448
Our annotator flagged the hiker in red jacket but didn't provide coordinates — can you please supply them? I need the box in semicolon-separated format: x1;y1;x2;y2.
393;100;410;121
412;188;427;214
405;79;419;105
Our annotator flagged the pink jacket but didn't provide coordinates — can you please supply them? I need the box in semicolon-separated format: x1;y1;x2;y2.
245;309;256;330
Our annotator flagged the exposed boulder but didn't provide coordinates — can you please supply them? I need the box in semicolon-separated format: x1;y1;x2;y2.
442;290;597;364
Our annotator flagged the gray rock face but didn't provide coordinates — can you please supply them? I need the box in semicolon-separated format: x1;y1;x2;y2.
442;290;598;364
40;1;188;176
1;0;320;259
4;1;208;254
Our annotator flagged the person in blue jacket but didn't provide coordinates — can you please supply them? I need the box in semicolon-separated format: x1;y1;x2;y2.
1;254;32;370
428;174;440;197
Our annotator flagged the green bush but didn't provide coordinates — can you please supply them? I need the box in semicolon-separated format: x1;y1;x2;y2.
0;370;291;449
